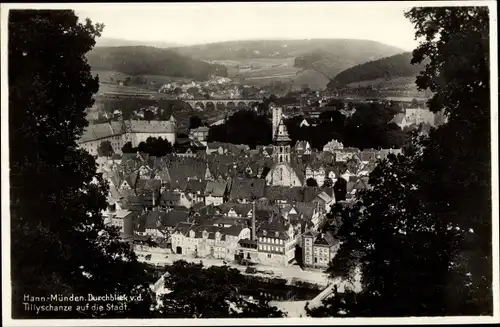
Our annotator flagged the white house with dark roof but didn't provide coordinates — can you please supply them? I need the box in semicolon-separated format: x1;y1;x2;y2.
126;116;177;145
302;231;339;269
256;217;301;266
204;180;228;206
77;117;177;156
170;222;251;260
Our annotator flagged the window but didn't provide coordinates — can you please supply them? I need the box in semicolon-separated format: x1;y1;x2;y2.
267;254;272;259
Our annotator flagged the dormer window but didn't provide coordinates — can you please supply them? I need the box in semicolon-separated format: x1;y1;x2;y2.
275;231;279;237
263;230;267;236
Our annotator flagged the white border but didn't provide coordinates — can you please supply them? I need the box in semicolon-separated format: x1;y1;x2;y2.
1;1;498;326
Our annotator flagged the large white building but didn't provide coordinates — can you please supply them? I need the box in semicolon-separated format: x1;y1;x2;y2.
404;108;436;126
77;116;177;156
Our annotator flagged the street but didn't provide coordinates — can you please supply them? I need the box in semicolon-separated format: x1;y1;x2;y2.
135;250;331;286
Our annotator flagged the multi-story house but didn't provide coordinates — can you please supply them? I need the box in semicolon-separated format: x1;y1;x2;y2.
256;218;301;266
102;206;138;234
170;223;251;260
189;126;210;144
304;164;326;187
323;139;344;153
295;141;312;157
160;190;193;209
77;117;178;157
204;180;228;206
302;231;339;269
228;178;266;203
184;178;207;205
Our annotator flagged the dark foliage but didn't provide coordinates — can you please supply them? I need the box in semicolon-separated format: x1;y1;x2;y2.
122;137;173;157
331;52;427;86
207;110;272;149
98;140;114;157
158;261;286;318
306;178;319;187
189;116;203;130
9;10;155;318
87;46;228;79
308;6;492;317
285;102;407;150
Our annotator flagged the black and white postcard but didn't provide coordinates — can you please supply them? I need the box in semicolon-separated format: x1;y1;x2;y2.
1;1;498;326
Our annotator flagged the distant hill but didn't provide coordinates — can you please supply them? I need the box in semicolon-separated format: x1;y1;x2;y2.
95;37;182;48
329;52;427;87
87;46;228;80
173;39;403;64
293;69;331;91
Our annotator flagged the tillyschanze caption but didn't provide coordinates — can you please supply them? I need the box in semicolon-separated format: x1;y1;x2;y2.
23;293;143;314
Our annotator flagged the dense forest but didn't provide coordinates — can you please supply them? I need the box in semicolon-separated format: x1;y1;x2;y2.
87;46;228;79
329;52;427;86
207;110;273;148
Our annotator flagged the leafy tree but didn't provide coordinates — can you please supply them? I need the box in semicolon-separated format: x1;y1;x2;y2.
308;6;492;317
137;137;173;157
306;178;319;187
174;87;182;96
143;109;155;121
158;261;286;318
122;141;135;154
189;115;203;130
332;177;347;202
98;140;114;157
207;110;272;149
9;10;155;318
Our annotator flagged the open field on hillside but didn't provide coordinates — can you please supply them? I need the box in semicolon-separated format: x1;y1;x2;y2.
209;58;301;79
93;69;194;94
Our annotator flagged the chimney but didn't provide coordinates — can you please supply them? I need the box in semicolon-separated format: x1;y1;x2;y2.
251;200;256;241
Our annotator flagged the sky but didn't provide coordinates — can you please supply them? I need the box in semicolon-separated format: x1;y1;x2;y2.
74;2;420;51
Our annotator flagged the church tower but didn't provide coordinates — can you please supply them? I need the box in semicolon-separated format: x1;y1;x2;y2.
273;118;291;164
271;105;283;140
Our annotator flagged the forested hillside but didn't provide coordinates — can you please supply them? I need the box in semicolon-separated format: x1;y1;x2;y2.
330;52;427;86
87;46;228;80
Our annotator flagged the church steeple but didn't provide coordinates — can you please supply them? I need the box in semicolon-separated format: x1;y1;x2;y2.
273;118;291;164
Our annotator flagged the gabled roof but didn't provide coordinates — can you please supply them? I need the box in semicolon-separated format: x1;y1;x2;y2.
264;186;304;202
303;186;320;203
229;178;266;201
127;120;175;133
160;190;181;202
79;121;126;143
185;178;207;194
389;113;406;125
313;231;338;247
205;180;227;197
161;210;190;228
217;202;252;216
257;217;290;240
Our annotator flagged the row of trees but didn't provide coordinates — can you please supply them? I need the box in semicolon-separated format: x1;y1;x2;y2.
208;100;408;150
207;110;273;149
308;6;492;317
